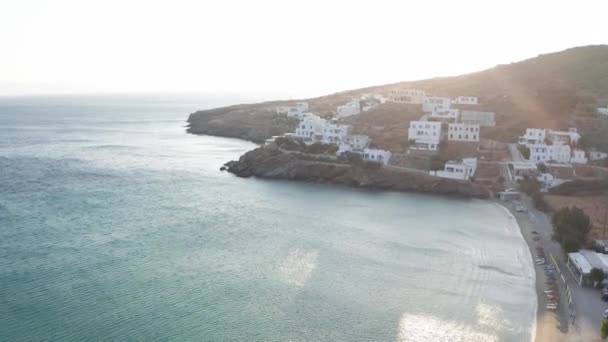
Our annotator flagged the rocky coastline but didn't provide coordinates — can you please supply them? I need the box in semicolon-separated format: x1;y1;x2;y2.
223;146;490;199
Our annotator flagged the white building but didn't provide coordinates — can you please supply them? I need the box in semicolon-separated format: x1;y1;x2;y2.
507;161;538;181
453;96;479;105
448;123;480;142
422;96;451;113
589;150;608;161
549;129;580;145
278;102;309;116
430;108;460;122
460;110;496;127
363;148;392;165
295;115;326;140
336;100;361;118
430;158;478;180
529;143;571;163
337;135;370;155
408;121;442;151
567;250;608;286
519;128;547;146
598;106;608;116
344;134;370;150
319;121;351;144
388;89;426;104
570;149;588;164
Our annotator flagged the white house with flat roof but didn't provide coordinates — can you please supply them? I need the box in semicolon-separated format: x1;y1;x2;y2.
319;121;351;144
570;149;588;164
388;89;426;104
294;115;351;144
590;150;608;161
448;123;480;142
430;158;477;180
567;250;608;286
363;148;392;165
519;128;547;146
422;96;451;113
598;106;608;116
460;110;495;127
337;134;370;155
336;100;361;118
453;96;479;105
529;143;571;163
408;121;442;151
295;115;326;140
507;161;538;181
278;102;309;117
430;108;460;122
345;134;369;150
549;128;580;145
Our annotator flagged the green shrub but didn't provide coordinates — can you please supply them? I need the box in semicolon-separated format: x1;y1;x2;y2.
552;206;592;253
601;319;608;339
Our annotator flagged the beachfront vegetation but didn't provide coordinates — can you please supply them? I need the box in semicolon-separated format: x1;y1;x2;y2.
519;176;540;195
601;319;608;339
590;268;605;288
551;206;592;252
517;176;549;211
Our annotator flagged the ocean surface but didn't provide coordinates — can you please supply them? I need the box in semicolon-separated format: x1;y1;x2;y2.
0;95;536;342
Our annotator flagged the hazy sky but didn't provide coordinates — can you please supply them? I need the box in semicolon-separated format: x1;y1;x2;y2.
2;0;607;97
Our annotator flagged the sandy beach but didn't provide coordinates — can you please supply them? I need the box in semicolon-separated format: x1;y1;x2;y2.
497;198;574;342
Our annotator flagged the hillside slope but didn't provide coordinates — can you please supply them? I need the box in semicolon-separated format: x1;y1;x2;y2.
188;45;608;145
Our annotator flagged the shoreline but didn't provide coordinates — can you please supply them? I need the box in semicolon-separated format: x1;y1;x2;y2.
496;199;571;342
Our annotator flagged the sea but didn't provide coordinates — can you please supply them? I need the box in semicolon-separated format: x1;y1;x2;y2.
0;94;536;342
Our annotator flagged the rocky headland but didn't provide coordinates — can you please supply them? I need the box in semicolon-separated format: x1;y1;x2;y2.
223;146;490;199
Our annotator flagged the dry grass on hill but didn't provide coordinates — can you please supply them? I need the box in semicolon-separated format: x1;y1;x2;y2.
544;195;608;239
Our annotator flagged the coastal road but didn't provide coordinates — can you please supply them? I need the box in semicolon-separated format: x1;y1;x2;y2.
518;196;608;341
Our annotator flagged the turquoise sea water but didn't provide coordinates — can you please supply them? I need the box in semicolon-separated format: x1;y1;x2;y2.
0;95;536;341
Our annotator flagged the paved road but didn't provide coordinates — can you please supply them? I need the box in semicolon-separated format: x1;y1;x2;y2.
508;143;524;162
521;195;608;341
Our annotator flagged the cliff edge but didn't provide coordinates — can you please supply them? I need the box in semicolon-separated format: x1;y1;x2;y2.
224;146;490;199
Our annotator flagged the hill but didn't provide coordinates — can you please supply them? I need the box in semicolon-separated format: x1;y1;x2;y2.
188;45;608;147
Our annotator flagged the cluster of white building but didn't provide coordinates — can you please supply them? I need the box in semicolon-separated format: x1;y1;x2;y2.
400;89;492;152
518;128;587;164
388;88;488;181
597;105;608;117
277;101;392;165
335;94;385;119
388;89;482;109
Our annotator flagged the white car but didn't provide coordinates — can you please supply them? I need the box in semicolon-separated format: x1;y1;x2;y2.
603;309;608;319
515;205;526;212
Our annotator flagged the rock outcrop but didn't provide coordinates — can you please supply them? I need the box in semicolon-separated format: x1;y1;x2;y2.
187;103;298;143
225;147;490;199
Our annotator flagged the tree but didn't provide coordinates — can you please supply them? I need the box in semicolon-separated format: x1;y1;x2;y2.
519;175;541;196
537;163;547;173
552;206;593;252
590;268;605;288
601;319;608;339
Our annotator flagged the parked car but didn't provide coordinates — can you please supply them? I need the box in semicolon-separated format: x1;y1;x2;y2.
515;205;526;212
601;294;608;302
603;309;608;319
